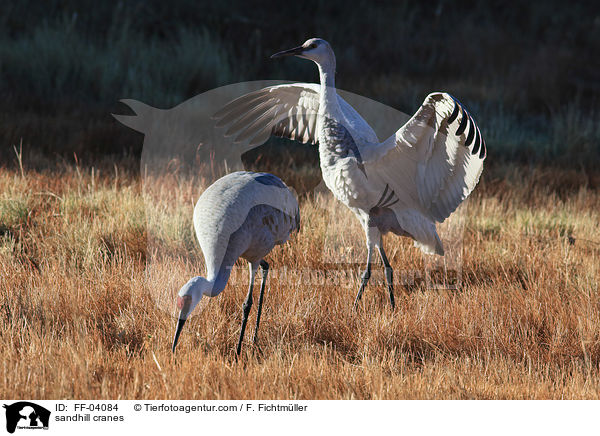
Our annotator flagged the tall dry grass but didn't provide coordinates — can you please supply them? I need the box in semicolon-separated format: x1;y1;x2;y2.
0;162;599;399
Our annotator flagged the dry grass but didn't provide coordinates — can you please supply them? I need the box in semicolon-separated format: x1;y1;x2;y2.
1;162;599;399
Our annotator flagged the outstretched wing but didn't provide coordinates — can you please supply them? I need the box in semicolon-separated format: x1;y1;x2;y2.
367;92;486;224
212;83;377;146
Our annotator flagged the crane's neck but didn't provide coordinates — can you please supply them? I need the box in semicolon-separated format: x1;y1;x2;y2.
204;269;227;297
316;57;351;178
204;255;235;297
317;61;342;119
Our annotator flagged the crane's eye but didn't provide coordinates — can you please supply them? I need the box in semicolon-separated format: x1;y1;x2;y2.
310;43;317;49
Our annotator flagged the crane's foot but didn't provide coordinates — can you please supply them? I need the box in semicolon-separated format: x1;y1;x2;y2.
236;298;253;356
353;268;371;309
384;266;395;309
252;259;268;350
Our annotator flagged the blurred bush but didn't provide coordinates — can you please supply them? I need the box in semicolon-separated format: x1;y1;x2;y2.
0;0;598;168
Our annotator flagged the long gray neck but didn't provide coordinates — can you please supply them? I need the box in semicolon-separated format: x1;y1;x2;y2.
205;265;229;297
317;60;342;119
317;58;352;174
205;243;240;297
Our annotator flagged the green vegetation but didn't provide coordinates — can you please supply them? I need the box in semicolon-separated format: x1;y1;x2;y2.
0;1;598;167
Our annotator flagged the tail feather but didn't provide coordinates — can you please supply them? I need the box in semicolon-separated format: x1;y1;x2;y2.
414;231;444;256
390;207;445;256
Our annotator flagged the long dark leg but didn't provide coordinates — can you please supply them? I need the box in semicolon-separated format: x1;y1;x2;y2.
253;260;269;345
353;245;373;308
236;263;256;355
378;244;395;309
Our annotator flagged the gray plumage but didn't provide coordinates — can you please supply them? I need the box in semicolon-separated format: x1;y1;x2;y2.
213;38;486;310
172;171;299;355
212;204;299;293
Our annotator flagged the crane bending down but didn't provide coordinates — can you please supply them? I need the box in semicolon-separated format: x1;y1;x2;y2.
213;38;486;309
171;171;300;355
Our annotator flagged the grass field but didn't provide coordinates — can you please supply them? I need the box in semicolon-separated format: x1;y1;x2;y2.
0;0;598;403
1;158;599;399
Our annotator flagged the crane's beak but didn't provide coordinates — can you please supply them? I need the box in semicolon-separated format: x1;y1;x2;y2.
270;45;305;59
172;317;186;352
171;295;192;353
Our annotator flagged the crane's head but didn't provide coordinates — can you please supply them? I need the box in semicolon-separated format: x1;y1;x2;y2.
271;38;334;67
171;276;211;352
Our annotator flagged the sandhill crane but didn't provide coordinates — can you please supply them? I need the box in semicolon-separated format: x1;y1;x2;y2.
213;38;486;309
171;171;300;355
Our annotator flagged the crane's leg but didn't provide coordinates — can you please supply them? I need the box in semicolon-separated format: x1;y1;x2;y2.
252;259;269;346
353;244;373;308
377;243;395;309
237;262;257;355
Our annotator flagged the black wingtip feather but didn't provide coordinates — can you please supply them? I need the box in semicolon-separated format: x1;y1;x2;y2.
455;108;469;136
448;100;460;124
447;94;487;160
465;118;475;146
471;126;481;155
479;137;486;159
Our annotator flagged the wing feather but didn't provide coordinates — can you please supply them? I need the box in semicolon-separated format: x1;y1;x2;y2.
367;92;486;224
213;83;377;147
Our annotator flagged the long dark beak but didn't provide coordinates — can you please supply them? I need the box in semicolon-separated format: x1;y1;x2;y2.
172;295;192;353
270;45;305;59
171;317;186;353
